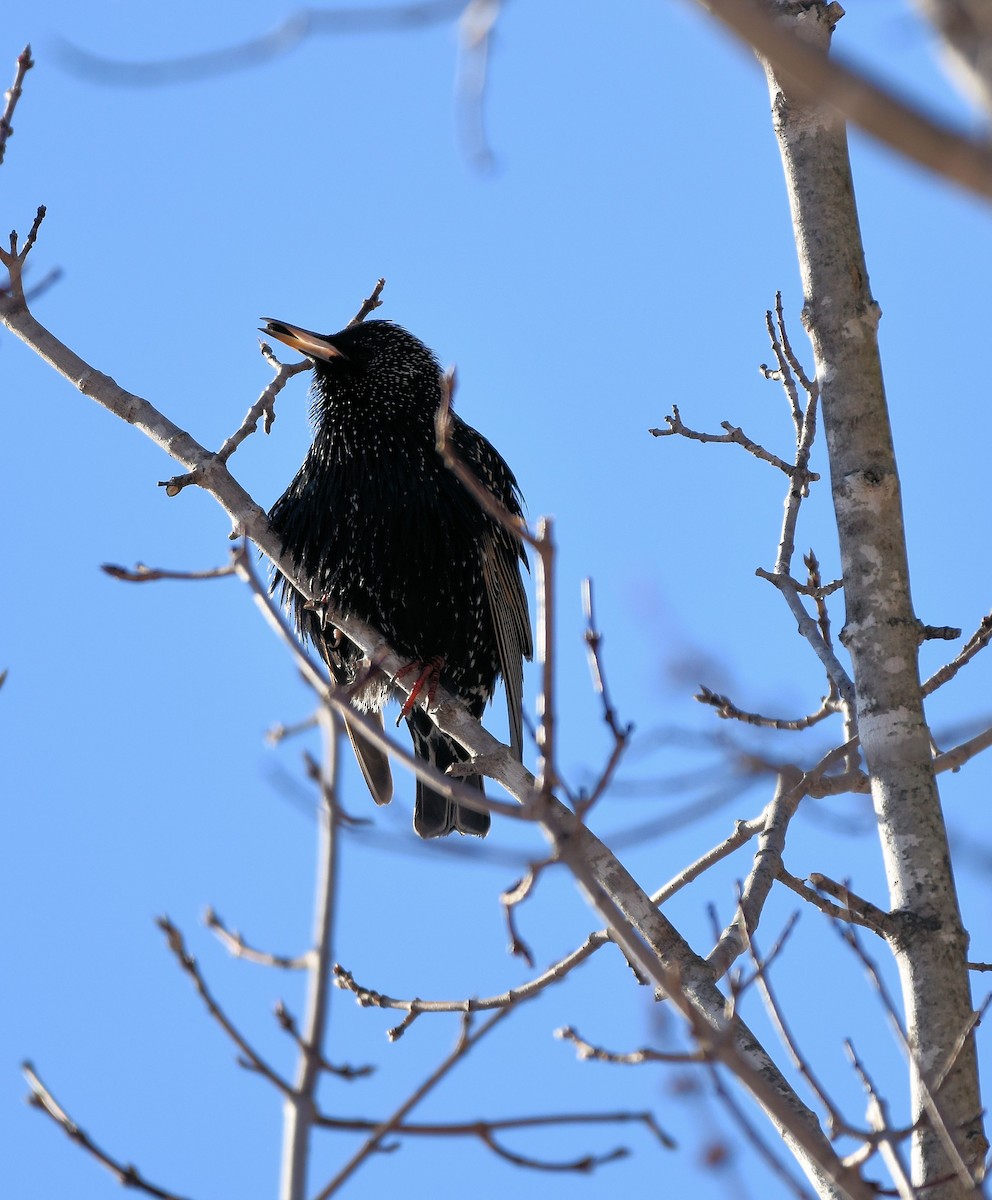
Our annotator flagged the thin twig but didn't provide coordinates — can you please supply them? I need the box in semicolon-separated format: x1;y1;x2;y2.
204;906;310;969
838;927;979;1188
22;1062;195;1200
534;517;558;799
555;1025;700;1066
313;1105;674;1167
58;3;466;83
745;924;847;1137
274;1000;375;1080
500;860;552;966
651;816;766;905
157;916;294;1097
333;928;607;1018
696;684;838;731
844;1041;915;1200
933;724;992;775
922;614;992;697
348;276;386;325
310;1010;511;1200
650;405;814;479
102;561;235;583
0;45;34;167
577;578;633;816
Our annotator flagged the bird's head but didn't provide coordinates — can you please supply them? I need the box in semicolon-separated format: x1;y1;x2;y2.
259;318;442;422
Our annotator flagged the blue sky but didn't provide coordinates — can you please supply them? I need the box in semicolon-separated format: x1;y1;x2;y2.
5;3;992;1198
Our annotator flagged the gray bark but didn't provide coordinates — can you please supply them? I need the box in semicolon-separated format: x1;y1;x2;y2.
759;3;986;1193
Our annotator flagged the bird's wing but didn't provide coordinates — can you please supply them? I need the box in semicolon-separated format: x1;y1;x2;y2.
318;625;394;807
449;415;533;760
481;529;532;760
342;709;394;807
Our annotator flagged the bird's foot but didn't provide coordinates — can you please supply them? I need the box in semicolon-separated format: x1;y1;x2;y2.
395;656;445;724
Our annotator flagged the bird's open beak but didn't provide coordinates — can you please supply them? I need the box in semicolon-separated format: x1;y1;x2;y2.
259;318;346;362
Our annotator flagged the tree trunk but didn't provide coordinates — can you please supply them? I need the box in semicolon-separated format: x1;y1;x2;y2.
759;2;986;1192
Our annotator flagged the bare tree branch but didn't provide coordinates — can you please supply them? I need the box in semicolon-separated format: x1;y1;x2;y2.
692;0;992;201
310;1010;510;1199
57;3;468;83
313;1104;674;1167
0;44;33;167
555;1024;701;1067
157;916;295;1097
22;1062;195;1200
273;1000;375;1080
204;906;311;969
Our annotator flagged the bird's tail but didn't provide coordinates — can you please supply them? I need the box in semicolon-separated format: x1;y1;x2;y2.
407;708;489;837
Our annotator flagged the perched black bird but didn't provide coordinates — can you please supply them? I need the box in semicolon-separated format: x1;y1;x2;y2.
264;317;532;837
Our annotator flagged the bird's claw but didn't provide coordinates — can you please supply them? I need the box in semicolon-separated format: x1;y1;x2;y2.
395;656;445;724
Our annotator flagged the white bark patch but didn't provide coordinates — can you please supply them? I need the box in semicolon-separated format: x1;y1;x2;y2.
858;705;915;745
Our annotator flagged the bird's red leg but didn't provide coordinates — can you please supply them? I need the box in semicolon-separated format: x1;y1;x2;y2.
395;656;445;723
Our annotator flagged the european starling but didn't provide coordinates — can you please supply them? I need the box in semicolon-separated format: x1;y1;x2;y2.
264;317;532;837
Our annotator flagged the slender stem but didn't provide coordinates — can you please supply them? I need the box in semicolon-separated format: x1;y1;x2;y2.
280;708;341;1200
312;1010;511;1200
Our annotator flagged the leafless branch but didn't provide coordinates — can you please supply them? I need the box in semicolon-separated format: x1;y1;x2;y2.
500;859;552;966
692;0;992;202
347;276;386;325
707;767;805;978
274;1000;375;1080
214;357;310;466
313;1104;674;1168
0;44;33;167
157;915;295;1097
761;291;815;426
756;567;856;712
555;1024;701;1066
102;561;236;583
265;715;319;745
838;926;980;1188
533;516;558;799
933;723;992;774
333;928;608;1019
455;0;502;169
310;1009;510;1199
281;705;348;1198
744;923;847;1137
806;875;893;935
776;869;892;938
58;2;468;83
696;684;838;731
650;404;814;479
204;906;311;969
707;1066;817;1200
923;613;992;696
0;204;47;298
576;578;633;817
844;1041;916;1200
651;816;766;904
22;1062;194;1200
